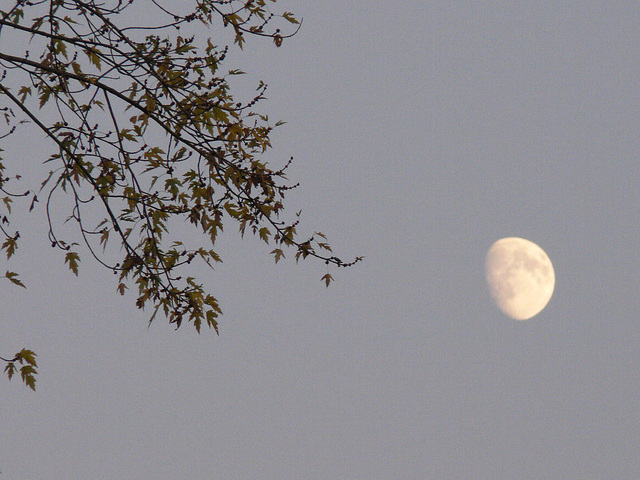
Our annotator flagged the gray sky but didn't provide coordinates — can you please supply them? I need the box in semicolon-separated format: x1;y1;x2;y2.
2;1;640;478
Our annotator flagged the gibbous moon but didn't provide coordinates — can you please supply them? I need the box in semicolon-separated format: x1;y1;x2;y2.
485;237;555;320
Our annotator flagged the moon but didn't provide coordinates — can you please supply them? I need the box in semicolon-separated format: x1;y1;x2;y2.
485;237;555;320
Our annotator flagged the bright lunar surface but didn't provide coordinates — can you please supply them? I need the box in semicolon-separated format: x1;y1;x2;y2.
485;237;555;320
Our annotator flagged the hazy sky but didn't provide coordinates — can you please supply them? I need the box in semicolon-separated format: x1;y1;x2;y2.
2;1;640;478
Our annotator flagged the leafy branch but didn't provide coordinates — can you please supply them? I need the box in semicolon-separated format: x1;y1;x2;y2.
1;349;38;390
0;0;361;389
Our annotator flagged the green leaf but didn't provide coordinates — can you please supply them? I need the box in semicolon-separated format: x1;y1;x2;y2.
54;39;68;59
17;348;37;367
20;365;36;390
321;273;333;288
38;86;52;109
282;12;300;24
65;251;80;276
5;271;25;288
259;227;270;243
119;129;135;141
71;61;84;77
117;283;128;295
234;31;245;49
2;236;18;259
99;229;109;250
84;48;102;70
17;86;31;103
4;362;15;380
317;242;332;252
3;196;12;213
270;248;285;264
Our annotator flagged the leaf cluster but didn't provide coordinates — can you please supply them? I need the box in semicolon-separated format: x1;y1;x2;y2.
0;0;361;348
1;348;38;390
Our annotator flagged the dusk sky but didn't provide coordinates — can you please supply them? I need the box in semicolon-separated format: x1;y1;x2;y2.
2;1;640;478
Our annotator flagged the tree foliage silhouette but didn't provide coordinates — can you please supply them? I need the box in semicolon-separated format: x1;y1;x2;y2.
0;0;360;390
